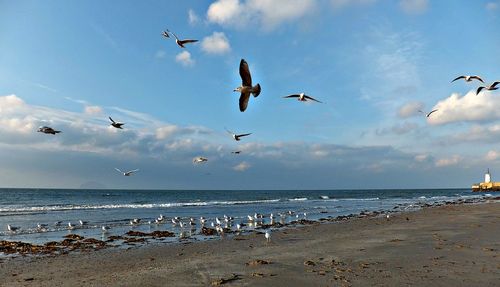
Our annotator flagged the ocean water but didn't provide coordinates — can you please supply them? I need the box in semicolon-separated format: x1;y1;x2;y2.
0;188;488;246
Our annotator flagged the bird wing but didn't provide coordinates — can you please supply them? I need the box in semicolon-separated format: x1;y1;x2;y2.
304;95;323;103
476;86;486;95
427;109;438;117
162;31;170;38
179;39;198;45
451;76;466;82
109;117;116;124
170;31;180;41
239;92;251;112
491;81;500;88
239;59;252;86
115;168;123;174
128;169;139;173
237;133;252;138
470;76;484;83
283;94;300;99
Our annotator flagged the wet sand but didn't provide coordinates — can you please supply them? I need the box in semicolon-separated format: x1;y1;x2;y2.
1;201;499;286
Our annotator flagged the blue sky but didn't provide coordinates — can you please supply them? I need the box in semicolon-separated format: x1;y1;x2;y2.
0;0;499;189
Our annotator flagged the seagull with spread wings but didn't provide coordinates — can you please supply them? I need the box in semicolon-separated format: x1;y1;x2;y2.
193;157;208;164
476;81;500;95
234;59;261;112
451;75;484;83
419;109;438;118
167;29;198;48
38;126;61;135
225;128;252;141
283;93;323;103
109;117;124;129
115;168;139;176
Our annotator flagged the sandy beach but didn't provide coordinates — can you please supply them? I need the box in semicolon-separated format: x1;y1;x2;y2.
1;200;498;287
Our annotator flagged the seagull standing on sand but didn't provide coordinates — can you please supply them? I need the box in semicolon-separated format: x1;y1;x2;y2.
167;29;198;48
225;128;252;141
476;81;500;95
283;93;323;103
419;109;438;118
115;168;139;176
38;126;61;135
109;117;124;129
7;224;19;232
265;230;271;243
451;75;484;83
234;59;261;112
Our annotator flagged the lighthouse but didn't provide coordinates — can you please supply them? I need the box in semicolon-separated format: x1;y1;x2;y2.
485;169;491;183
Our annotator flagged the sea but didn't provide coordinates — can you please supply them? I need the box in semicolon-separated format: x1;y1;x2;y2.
0;188;491;247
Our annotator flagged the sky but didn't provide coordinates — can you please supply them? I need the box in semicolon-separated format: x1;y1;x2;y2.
0;0;499;189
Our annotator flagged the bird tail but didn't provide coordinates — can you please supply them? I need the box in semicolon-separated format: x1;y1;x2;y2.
252;84;261;98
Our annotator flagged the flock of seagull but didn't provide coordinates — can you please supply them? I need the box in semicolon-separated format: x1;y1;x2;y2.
12;28;500;244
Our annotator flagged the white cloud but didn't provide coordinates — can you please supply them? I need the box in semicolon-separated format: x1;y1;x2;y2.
398;101;424;118
175;51;195;67
429;90;500;125
414;154;430;162
206;0;316;30
201;32;231;54
399;0;428;15
188;9;200;25
155;50;166;59
435;155;461;167
0;94;25;113
84;105;103;115
485;150;500;161
486;2;498;11
233;161;251;171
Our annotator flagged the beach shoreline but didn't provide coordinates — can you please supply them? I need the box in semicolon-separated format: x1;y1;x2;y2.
1;198;499;286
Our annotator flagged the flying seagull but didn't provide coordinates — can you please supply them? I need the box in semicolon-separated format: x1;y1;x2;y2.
109;117;124;129
161;30;170;38
168;29;198;48
231;151;242;154
234;59;261;112
451;75;484;83
476;81;500;95
283;93;323;103
38;126;61;135
115;168;139;176
225;128;252;141
193;157;208;164
419;109;438;118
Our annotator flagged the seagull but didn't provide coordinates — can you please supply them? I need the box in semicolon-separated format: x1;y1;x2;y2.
167;29;198;48
236;223;241;231
68;222;75;230
193;157;208;164
234;59;261;112
115;168;139;176
283;93;323;103
79;220;88;226
476;81;500;95
54;221;62;227
386;214;390;221
225;128;252;141
109;117;124;129
161;30;170;38
102;225;111;232
38;126;61;135
7;224;19;232
231;151;242;154
37;223;48;230
418;109;438;118
451;75;484;83
265;230;271;243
